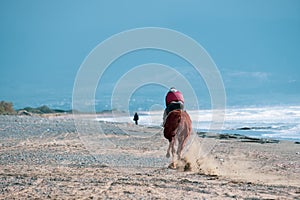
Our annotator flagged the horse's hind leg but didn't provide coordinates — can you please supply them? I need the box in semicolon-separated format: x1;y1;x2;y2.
168;138;177;169
171;140;176;160
166;138;175;158
166;142;171;158
177;133;189;160
177;140;183;160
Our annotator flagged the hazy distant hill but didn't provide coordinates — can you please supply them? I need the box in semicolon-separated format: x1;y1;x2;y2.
20;105;72;114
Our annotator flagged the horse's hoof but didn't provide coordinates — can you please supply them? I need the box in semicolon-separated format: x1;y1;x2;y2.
166;153;170;158
184;162;192;171
168;162;176;169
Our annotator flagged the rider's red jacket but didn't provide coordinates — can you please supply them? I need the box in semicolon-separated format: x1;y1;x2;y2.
165;90;184;106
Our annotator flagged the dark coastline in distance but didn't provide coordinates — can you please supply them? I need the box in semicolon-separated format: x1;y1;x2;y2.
0;101;123;115
1;102;300;144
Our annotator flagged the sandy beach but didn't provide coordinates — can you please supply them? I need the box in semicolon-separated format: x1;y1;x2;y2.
0;114;300;199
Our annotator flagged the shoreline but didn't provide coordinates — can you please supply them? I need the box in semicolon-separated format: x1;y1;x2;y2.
6;103;300;143
3;112;300;143
26;112;300;143
1;114;300;198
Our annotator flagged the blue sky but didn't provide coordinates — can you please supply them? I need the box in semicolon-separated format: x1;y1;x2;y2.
0;0;300;110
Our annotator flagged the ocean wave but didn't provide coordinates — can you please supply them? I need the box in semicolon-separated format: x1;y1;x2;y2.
95;105;300;141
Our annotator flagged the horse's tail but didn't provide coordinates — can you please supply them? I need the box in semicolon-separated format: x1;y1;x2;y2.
163;110;182;142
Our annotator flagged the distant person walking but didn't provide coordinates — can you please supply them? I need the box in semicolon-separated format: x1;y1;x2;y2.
163;87;185;124
133;112;139;125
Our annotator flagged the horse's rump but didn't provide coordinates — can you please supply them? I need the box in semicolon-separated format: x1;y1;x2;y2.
163;110;192;142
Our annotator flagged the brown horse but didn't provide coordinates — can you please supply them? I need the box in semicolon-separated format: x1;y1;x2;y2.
163;110;192;168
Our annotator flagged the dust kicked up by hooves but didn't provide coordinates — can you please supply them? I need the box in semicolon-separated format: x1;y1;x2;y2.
169;132;220;175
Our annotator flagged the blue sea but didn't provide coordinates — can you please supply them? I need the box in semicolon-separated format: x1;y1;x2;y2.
7;91;300;142
97;106;300;142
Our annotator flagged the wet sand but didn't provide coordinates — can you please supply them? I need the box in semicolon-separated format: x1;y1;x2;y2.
0;115;299;199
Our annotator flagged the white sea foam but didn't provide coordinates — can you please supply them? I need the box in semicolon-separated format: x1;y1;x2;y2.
96;106;300;141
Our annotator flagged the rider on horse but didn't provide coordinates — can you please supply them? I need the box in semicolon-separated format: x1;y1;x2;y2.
163;88;192;169
163;87;185;124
